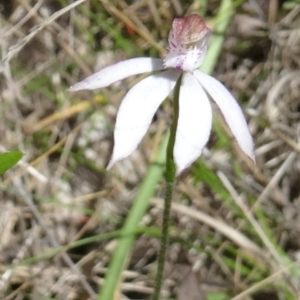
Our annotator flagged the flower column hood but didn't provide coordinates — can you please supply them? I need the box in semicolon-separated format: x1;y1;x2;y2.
164;14;211;72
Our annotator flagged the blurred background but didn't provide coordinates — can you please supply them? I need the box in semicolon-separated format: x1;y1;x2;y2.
1;0;300;299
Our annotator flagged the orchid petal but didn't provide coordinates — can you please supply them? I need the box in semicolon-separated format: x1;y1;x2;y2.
174;72;212;174
107;69;181;169
194;70;255;162
69;58;164;92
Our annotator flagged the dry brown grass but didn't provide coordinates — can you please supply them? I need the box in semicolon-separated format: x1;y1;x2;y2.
1;1;300;299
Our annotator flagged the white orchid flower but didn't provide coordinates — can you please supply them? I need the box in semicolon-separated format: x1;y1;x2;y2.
69;14;255;174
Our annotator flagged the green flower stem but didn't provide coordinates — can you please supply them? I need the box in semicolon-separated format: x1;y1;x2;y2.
152;75;182;300
152;1;234;296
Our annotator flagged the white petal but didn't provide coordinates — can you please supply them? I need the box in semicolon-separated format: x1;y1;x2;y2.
164;44;207;72
174;72;212;174
108;69;181;169
69;58;164;92
194;70;255;162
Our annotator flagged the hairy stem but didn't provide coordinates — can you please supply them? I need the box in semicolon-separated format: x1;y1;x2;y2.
152;74;182;300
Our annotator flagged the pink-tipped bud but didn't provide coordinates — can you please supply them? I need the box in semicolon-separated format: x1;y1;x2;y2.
170;14;211;45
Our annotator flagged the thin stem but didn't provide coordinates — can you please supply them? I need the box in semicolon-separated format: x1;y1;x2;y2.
152;74;182;300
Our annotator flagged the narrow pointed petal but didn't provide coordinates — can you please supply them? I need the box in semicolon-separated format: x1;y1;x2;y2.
107;69;181;169
69;58;164;92
194;70;255;162
174;72;212;174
